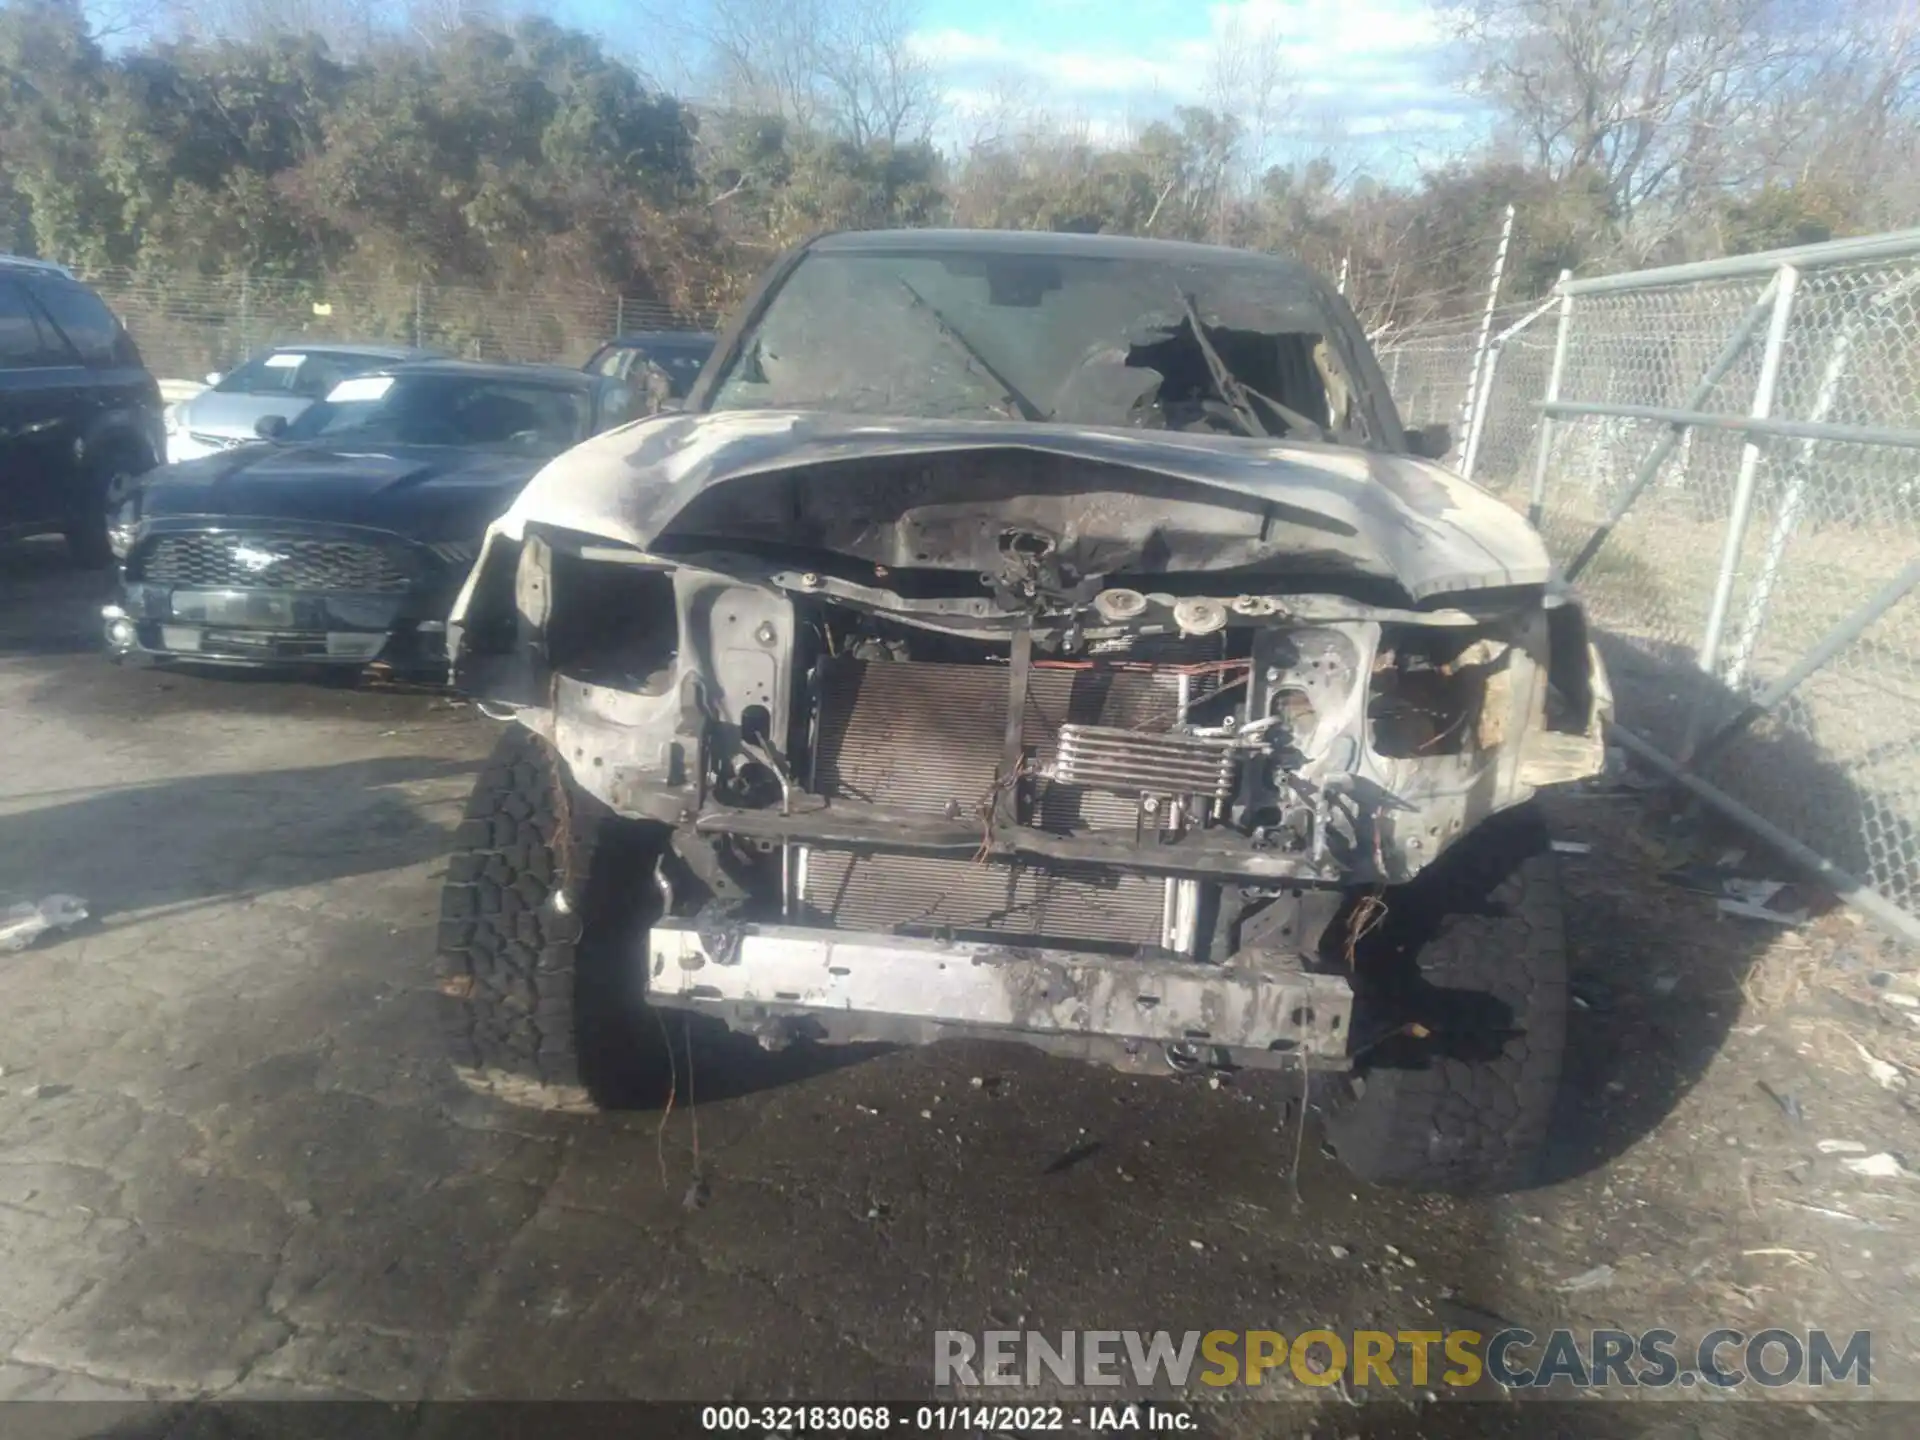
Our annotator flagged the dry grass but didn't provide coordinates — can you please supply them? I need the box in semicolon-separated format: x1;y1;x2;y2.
1737;926;1840;1012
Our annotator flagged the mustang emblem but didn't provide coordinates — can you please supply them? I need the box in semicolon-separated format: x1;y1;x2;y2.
231;543;287;573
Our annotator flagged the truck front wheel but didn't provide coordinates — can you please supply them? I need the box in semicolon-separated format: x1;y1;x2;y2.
436;725;673;1111
1323;804;1570;1194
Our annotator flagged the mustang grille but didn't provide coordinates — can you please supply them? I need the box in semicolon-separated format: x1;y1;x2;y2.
139;534;414;593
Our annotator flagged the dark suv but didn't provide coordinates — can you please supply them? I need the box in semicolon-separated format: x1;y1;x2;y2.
583;330;716;404
0;257;164;565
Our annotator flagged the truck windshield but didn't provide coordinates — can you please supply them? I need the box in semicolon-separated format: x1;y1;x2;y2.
707;248;1383;447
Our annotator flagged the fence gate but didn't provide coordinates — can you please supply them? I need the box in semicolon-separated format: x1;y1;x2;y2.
1447;229;1920;942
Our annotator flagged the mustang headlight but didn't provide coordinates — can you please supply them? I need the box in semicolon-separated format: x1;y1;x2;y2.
108;499;140;561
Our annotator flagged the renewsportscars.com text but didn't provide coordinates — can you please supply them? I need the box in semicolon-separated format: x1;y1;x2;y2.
933;1328;1872;1391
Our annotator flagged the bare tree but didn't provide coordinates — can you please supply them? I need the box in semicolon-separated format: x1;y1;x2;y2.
83;0;172;43
156;0;384;50
1767;0;1920;225
682;0;937;145
1451;0;1805;243
405;0;515;45
1205;10;1292;185
949;66;1047;159
1453;0;1920;248
153;0;547;51
819;0;938;145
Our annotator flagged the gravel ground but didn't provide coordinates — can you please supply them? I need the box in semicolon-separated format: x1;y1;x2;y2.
1;538;1915;1439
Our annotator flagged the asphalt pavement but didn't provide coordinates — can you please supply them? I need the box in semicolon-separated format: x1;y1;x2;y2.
1;539;1911;1439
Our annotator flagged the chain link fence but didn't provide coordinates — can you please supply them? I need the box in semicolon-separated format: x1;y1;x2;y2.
1375;322;1482;431
86;269;721;384
1377;304;1560;481
1431;230;1920;939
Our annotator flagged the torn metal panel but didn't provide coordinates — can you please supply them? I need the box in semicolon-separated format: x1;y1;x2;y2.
1518;641;1613;788
514;532;552;629
509;579;1599;888
550;671;695;822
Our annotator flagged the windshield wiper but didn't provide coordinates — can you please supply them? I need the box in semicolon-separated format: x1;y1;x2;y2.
896;280;1046;422
1175;291;1332;443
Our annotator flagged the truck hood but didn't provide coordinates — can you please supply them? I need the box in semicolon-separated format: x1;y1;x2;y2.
485;410;1555;602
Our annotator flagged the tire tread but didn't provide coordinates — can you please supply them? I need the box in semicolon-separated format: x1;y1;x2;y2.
1326;805;1570;1194
435;726;603;1113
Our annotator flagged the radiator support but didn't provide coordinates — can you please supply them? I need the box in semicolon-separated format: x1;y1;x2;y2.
796;657;1221;951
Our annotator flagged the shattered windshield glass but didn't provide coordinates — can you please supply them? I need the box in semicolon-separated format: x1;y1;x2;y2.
708;248;1382;447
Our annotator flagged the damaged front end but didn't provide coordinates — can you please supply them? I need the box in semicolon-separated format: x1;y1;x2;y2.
447;425;1609;1074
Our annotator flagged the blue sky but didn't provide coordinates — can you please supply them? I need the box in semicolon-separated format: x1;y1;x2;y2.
910;0;1481;160
95;0;1487;180
583;0;1490;178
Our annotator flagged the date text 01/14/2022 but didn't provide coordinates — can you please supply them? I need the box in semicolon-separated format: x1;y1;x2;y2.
697;1404;1198;1432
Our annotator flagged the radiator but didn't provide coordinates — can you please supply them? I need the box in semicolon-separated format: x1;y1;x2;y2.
799;659;1190;949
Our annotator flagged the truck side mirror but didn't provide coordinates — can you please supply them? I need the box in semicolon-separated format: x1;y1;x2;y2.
1406;423;1453;460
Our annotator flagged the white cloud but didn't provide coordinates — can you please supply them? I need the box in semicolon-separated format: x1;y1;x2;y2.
914;0;1480;171
1234;0;1447;64
1345;107;1477;137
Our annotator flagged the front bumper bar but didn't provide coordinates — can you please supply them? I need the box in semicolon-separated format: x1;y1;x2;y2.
647;921;1354;1069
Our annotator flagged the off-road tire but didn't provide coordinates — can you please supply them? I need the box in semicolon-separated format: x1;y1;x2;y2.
436;725;671;1112
65;439;149;569
1323;804;1569;1194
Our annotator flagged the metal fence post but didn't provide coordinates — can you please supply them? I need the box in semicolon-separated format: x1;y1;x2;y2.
1562;275;1783;583
1460;293;1560;483
1526;271;1576;527
1682;262;1801;758
616;294;626;335
237;273;251;360
1460;343;1501;481
1459;203;1515;437
413;283;424;349
1723;268;1920;689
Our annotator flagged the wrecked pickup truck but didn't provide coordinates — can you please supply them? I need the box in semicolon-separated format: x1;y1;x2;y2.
436;229;1610;1193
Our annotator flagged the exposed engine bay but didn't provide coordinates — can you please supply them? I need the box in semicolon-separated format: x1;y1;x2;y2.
446;433;1610;1072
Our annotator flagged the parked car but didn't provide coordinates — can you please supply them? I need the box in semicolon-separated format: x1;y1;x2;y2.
583;330;716;406
438;229;1611;1194
164;343;438;465
105;360;635;670
0;255;164;565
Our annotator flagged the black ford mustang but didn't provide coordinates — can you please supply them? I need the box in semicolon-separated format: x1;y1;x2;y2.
104;360;634;670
